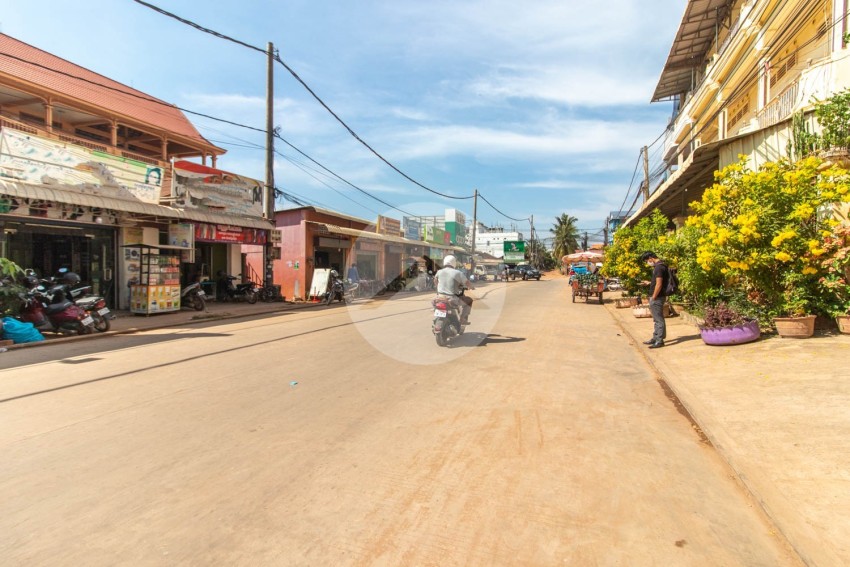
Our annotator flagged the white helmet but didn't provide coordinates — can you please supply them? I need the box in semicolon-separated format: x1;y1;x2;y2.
443;255;457;268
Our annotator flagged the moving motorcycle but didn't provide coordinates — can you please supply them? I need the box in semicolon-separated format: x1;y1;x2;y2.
217;273;258;304
431;289;467;347
181;281;206;311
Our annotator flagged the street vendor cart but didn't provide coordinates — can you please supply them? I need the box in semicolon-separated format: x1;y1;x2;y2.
571;272;604;304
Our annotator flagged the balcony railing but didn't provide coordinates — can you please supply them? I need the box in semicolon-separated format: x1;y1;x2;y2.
0;113;168;169
758;81;799;129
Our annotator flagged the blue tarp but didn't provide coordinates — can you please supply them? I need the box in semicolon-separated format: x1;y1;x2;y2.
1;317;44;343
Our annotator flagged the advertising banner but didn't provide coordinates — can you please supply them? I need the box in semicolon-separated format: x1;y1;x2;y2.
194;223;267;245
172;160;263;217
403;217;422;240
377;215;401;236
0;129;163;203
503;240;526;262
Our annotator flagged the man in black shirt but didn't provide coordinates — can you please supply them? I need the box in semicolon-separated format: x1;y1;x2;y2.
640;251;669;348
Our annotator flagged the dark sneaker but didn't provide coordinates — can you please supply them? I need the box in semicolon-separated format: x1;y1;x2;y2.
648;341;665;349
642;339;656;345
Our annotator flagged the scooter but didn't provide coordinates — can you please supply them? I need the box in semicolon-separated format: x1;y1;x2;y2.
181;281;206;311
217;274;259;304
18;287;95;335
431;289;467;347
68;285;112;332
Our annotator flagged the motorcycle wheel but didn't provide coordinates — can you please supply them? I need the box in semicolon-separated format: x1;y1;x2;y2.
247;291;258;304
92;312;111;332
435;329;447;347
192;294;205;311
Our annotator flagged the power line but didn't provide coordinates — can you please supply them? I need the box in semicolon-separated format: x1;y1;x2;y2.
478;193;527;223
274;132;416;217
0;51;265;134
132;0;474;201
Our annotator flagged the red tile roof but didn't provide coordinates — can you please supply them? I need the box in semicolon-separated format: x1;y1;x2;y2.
0;33;219;151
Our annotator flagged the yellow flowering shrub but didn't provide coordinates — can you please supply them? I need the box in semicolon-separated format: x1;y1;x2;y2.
687;156;850;317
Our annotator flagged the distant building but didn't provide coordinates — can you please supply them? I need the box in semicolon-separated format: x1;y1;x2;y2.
474;222;525;259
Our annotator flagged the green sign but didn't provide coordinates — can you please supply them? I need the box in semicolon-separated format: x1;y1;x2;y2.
503;241;525;262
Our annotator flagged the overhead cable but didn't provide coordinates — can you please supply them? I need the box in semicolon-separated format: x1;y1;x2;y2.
478;193;527;223
132;0;474;201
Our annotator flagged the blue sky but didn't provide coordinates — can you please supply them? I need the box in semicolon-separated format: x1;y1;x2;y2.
1;0;681;242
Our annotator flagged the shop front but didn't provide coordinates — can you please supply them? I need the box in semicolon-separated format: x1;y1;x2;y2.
1;216;117;305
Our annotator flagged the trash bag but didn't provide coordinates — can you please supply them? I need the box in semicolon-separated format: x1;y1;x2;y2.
1;316;44;343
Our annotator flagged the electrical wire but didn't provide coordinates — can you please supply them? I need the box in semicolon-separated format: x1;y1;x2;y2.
478;193;528;223
132;0;475;201
0;51;266;135
273;132;415;217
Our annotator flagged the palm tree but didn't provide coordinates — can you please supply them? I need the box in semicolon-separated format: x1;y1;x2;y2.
550;213;580;260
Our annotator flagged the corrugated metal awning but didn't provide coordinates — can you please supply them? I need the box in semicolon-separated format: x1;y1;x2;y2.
0;179;273;230
652;0;734;102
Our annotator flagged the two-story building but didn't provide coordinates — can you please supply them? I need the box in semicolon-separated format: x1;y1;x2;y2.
0;33;272;309
625;0;850;227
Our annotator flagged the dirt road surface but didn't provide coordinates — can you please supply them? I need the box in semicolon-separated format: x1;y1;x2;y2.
0;277;799;565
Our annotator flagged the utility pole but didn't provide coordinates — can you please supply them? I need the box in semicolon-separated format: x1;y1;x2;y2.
264;42;275;289
470;189;478;273
603;219;609;248
529;215;535;266
582;231;588;251
642;145;649;202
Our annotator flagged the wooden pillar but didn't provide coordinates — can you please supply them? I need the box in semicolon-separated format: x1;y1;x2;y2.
110;119;118;147
161;136;168;161
212;153;218;168
44;101;54;132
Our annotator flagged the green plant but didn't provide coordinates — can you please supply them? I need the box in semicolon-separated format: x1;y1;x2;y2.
814;89;850;151
787;110;819;160
0;258;25;317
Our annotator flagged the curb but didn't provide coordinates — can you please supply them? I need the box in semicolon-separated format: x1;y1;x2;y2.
1;300;323;351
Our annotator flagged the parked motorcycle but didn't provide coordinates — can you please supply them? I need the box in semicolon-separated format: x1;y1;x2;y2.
431;289;467;347
217;273;259;304
181;281;206;311
18;287;95;335
324;271;357;304
68;285;112;332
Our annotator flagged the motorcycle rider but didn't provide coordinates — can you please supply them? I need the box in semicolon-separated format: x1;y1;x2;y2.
434;255;474;325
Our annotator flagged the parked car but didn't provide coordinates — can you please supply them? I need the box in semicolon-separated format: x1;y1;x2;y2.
497;263;521;280
516;265;541;280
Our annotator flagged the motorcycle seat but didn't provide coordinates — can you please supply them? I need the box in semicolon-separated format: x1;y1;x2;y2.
45;300;74;314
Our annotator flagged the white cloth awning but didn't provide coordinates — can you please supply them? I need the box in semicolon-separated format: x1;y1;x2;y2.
0;179;273;230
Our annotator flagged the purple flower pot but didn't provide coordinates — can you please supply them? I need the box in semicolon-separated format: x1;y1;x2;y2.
700;319;761;346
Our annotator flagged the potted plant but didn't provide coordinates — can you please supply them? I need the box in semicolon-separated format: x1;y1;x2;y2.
698;302;761;345
773;276;817;338
819;225;850;333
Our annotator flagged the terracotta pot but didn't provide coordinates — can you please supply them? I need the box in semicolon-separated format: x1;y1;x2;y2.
700;319;761;346
632;306;651;318
836;315;850;334
773;315;816;338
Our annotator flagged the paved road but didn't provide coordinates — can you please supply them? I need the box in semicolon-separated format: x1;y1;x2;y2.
0;278;799;565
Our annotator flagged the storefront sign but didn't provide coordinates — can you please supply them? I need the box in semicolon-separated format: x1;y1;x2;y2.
0;195;121;224
194;222;267;244
172;160;263;217
377;215;401;236
403;217;422;240
430;247;444;260
0;129;163;203
168;222;195;262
